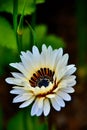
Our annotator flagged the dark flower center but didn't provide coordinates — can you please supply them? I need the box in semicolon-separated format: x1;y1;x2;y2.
37;77;50;87
29;68;54;87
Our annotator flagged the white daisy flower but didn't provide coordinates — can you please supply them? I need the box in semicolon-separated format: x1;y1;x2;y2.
5;44;76;116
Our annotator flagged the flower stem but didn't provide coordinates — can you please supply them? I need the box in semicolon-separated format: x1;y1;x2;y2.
31;0;36;30
13;0;18;34
30;0;36;48
13;0;20;53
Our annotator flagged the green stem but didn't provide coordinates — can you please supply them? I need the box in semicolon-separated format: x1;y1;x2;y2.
26;20;36;51
30;0;36;48
31;0;36;30
17;0;27;52
13;0;18;34
13;0;20;53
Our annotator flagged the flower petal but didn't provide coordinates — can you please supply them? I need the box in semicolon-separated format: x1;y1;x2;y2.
10;63;29;76
61;87;75;93
38;98;44;108
65;65;76;76
46;94;55;98
6;78;22;85
19;96;35;108
31;97;44;116
58;91;71;101
10;89;25;94
31;99;39;116
5;77;29;86
36;108;43;116
43;98;50;116
57;54;69;69
55;95;65;107
13;94;30;103
32;46;40;57
51;98;61;111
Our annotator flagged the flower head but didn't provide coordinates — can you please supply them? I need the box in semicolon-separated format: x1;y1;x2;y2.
6;44;76;116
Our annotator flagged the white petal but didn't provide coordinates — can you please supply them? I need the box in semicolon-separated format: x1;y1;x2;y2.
46;94;55;98
10;63;28;76
65;65;76;76
68;80;76;87
43;98;50;116
58;91;71;101
20;55;30;71
56;67;67;81
54;48;63;68
12;86;30;90
5;78;21;85
56;65;76;82
5;77;28;86
21;51;34;70
62;87;75;93
31;97;44;116
58;79;67;89
48;45;52;52
59;77;76;88
64;75;76;80
19;96;35;108
32;46;40;57
41;44;52;68
36;108;43;116
61;54;69;66
42;44;47;52
21;50;32;60
37;98;44;108
50;50;58;68
10;89;25;94
13;94;31;103
51;98;61;111
11;72;25;79
55;95;65;107
63;75;76;83
56;48;63;61
31;99;39;116
57;54;69;69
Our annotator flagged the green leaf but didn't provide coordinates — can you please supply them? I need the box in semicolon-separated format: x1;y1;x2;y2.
35;24;65;50
36;0;45;4
45;34;65;49
35;24;47;42
22;27;32;51
21;24;47;51
0;46;18;75
0;0;45;15
22;24;65;51
7;110;48;130
7;111;24;130
0;17;17;50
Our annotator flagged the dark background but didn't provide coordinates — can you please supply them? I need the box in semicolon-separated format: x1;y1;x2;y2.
0;0;87;130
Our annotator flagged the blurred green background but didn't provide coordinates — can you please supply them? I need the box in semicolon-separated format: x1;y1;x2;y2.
0;0;87;130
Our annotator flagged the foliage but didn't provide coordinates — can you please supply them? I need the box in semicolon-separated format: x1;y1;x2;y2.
35;24;65;50
0;0;45;15
7;110;48;130
0;18;65;75
0;17;17;50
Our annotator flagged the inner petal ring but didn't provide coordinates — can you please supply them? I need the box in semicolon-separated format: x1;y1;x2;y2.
29;68;54;87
